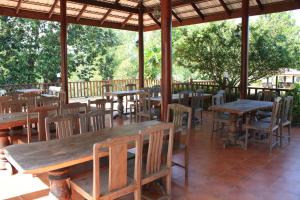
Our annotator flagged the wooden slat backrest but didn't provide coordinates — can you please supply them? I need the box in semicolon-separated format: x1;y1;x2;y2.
20;93;40;109
93;134;141;199
45;115;74;140
270;97;282;129
27;105;58;143
102;84;113;100
137;92;151;114
212;94;224;106
191;89;204;110
0;96;12;102
59;91;66;105
140;123;174;176
37;97;60;107
0;99;26;114
61;102;87;115
167;103;192;131
88;99;107;111
282;96;293;122
149;86;161;98
178;90;192;106
257;90;277;102
78;110;106;134
125;84;137;101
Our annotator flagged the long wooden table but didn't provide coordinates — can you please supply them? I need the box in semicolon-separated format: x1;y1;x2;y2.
4;120;161;199
16;88;43;94
105;90;144;118
209;100;273;147
150;93;212;103
0;112;38;172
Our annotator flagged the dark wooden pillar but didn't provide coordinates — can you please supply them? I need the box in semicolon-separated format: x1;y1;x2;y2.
240;0;249;99
161;0;172;121
138;5;144;89
60;0;68;103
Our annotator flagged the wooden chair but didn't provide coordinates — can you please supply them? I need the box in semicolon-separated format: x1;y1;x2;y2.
217;90;226;103
149;86;161;98
136;92;159;122
125;83;137;114
88;99;113;128
167;103;192;179
137;123;175;199
70;134;142;200
0;99;26;114
0;95;12;103
245;97;282;153
101;84;117;101
45;114;75;140
26;105;58;143
257;90;277;102
36;96;60;107
78;110;106;134
61;102;87;115
20;92;40;109
59;91;67;106
178;90;192;106
191;89;204;124
279;96;293;146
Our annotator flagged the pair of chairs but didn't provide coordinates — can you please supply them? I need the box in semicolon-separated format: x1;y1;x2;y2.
70;123;175;200
245;96;293;152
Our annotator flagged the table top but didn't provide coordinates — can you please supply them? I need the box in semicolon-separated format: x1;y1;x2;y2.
150;93;212;102
4;120;161;174
105;90;144;96
16;89;43;93
0;112;38;130
209;99;273;115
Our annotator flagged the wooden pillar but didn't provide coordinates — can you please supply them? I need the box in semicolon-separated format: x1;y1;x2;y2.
240;0;249;99
60;0;68;103
161;0;172;121
138;5;144;89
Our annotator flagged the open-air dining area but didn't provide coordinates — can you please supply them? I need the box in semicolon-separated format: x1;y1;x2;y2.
0;0;300;199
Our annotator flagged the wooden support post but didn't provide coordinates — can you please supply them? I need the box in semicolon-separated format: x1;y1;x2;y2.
138;5;144;89
60;0;68;103
161;0;172;121
240;0;249;99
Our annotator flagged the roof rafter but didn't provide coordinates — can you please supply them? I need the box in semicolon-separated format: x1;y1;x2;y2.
121;13;133;28
100;0;120;25
256;0;264;10
172;10;182;23
16;0;23;14
148;12;161;27
68;0;139;14
191;2;204;20
219;0;231;16
76;4;88;21
49;0;58;19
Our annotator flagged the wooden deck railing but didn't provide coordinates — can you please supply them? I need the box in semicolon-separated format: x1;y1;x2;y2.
0;79;292;101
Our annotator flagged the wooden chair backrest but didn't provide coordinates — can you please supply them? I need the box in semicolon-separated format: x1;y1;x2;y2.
59;91;66;105
125;84;137;101
27;105;58;142
92;134;141;199
0;96;12;102
257;90;277;102
282;96;293;122
61;102;87;115
178;90;192;106
140;123;174;176
149;86;161;98
217;90;226;103
192;89;204;110
37;97;60;107
78;110;106;134
212;94;224;106
20;93;40;109
0;99;26;114
167;103;192;131
137;92;151;114
88;99;107;111
270;97;282;129
45;115;74;140
102;84;113;100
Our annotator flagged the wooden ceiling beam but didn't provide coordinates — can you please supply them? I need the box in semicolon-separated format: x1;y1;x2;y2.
68;0;139;14
121;13;133;28
172;10;182;23
256;0;264;10
219;0;231;16
49;0;58;19
76;4;87;21
16;0;23;14
100;0;120;25
148;13;161;27
191;2;204;20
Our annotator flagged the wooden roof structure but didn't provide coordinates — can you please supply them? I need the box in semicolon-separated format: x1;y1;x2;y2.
0;0;299;31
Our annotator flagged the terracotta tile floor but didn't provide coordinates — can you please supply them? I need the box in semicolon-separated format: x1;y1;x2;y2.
1;111;300;200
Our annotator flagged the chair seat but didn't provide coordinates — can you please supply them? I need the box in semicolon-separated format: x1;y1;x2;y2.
70;166;134;199
246;120;277;131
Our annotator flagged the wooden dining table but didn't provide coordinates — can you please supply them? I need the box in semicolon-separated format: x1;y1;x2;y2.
16;88;43;94
150;93;212;104
105;90;144;118
4;120;162;199
209;99;273;147
0;112;38;173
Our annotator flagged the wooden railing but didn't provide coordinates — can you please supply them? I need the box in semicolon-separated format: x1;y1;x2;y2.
0;79;292;101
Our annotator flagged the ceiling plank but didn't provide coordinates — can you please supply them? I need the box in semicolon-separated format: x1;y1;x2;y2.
191;2;204;20
219;0;231;16
148;13;161;27
68;0;139;14
121;13;133;28
16;0;23;14
172;10;182;23
256;0;264;10
49;0;59;19
99;0;120;25
76;4;88;21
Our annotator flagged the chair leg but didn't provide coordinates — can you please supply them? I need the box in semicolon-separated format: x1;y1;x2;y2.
110;112;113;128
166;173;171;197
134;187;141;200
184;147;189;178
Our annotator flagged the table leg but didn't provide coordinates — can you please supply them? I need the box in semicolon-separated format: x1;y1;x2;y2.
117;95;126;119
223;115;243;148
48;169;71;200
0;129;12;175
